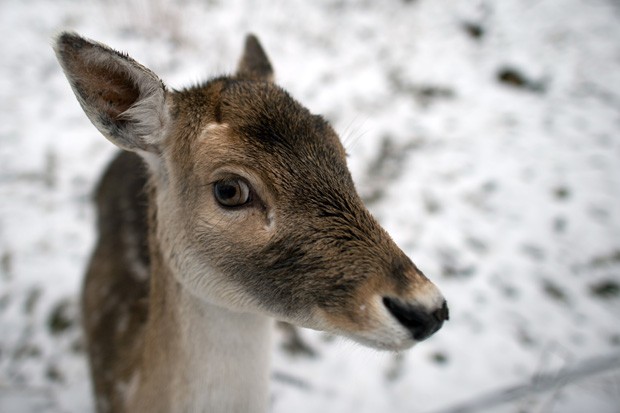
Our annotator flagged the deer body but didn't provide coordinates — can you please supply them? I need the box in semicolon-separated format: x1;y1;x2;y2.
54;33;448;413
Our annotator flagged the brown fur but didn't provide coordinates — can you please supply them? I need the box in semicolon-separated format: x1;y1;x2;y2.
54;32;448;412
83;151;149;411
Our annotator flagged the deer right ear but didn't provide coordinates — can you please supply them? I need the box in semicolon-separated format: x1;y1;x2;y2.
236;34;274;82
54;32;169;153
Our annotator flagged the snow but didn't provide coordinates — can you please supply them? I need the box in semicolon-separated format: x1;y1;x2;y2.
1;0;619;412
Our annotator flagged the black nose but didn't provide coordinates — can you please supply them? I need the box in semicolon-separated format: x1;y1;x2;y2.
383;297;449;341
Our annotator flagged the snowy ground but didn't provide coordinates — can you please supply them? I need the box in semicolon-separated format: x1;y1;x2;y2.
1;0;619;412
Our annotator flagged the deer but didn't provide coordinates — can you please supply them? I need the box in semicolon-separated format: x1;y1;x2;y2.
53;32;449;413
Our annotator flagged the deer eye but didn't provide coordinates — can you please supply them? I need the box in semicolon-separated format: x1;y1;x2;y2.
213;178;251;207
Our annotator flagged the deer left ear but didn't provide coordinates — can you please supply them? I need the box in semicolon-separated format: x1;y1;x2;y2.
236;34;274;82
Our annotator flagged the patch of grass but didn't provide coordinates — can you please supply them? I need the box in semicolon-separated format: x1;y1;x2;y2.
388;69;456;108
590;250;620;268
430;351;449;365
462;21;485;40
496;67;546;93
589;280;620;299
48;298;76;335
542;279;568;303
553;185;571;201
1;250;13;280
361;135;424;205
46;363;64;383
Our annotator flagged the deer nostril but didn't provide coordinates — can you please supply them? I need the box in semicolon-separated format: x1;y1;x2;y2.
433;300;450;322
383;297;448;342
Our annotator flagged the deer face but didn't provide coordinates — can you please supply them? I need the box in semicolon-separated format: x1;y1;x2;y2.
158;78;447;350
54;33;448;351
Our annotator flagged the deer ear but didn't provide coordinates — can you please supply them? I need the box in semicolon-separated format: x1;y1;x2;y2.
53;32;169;153
236;34;274;82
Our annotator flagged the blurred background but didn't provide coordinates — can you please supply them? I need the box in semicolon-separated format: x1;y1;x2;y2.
1;0;619;412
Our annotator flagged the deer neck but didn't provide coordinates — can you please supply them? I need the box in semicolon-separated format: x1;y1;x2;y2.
128;187;274;413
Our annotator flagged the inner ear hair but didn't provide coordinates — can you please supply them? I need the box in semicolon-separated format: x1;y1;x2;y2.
54;32;168;153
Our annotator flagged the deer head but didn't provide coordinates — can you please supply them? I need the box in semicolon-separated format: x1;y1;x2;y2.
54;33;448;351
